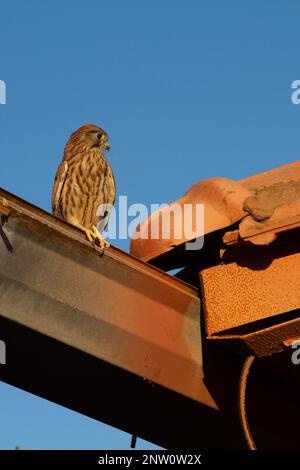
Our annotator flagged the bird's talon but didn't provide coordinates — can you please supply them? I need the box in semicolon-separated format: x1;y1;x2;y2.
84;226;109;252
94;238;110;250
84;229;95;243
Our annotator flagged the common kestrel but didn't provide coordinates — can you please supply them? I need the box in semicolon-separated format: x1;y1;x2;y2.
52;124;116;250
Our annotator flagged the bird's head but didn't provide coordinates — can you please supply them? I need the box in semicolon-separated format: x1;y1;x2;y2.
65;124;110;158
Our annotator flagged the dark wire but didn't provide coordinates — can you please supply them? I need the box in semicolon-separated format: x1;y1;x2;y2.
130;435;137;449
238;355;256;450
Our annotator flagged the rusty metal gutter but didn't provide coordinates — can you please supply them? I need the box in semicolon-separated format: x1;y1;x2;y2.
0;187;223;449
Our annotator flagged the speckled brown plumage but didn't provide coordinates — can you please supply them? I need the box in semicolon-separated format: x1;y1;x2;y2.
52;124;116;248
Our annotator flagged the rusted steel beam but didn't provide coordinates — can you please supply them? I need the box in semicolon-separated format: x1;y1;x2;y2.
0;188;220;448
200;230;300;356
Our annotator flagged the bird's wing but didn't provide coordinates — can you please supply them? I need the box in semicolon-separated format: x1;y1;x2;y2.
97;161;117;233
110;166;117;206
52;160;68;216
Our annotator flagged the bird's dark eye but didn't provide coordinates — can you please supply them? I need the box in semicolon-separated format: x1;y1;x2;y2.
97;133;102;140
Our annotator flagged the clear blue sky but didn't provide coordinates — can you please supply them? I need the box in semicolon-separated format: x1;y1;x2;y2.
0;0;299;449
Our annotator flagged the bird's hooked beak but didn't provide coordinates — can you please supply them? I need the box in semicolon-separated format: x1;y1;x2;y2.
101;135;110;152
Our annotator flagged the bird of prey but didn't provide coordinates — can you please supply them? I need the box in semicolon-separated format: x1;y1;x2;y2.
52;124;116;250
